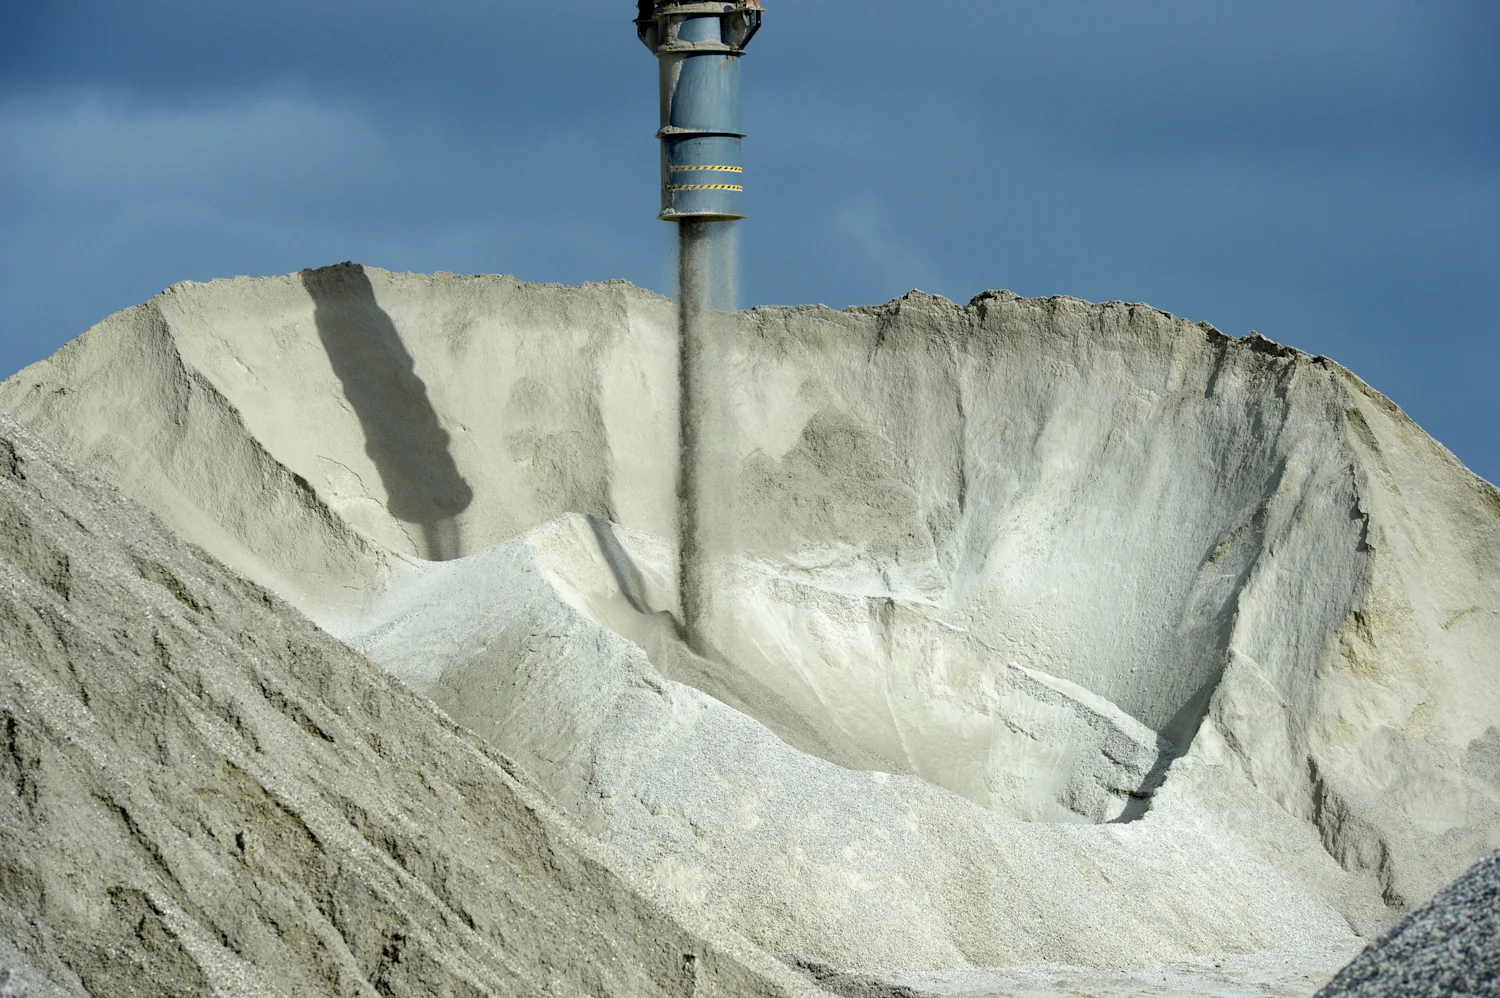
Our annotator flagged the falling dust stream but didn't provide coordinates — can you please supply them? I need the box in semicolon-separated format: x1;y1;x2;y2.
676;219;736;651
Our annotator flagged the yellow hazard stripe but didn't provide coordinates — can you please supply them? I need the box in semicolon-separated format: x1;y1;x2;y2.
669;165;744;172
668;184;744;191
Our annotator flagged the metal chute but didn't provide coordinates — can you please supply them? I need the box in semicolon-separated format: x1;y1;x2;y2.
635;3;766;221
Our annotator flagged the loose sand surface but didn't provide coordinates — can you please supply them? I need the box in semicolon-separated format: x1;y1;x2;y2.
1;263;1497;995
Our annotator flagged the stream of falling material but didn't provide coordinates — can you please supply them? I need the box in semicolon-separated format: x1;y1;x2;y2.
676;220;736;651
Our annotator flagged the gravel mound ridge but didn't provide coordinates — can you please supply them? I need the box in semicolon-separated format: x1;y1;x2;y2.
0;414;825;997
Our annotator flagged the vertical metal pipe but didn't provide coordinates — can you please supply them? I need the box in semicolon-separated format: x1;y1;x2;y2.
638;2;763;222
637;3;764;648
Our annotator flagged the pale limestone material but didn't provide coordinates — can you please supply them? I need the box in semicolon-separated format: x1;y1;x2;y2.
2;264;1497;989
0;415;825;998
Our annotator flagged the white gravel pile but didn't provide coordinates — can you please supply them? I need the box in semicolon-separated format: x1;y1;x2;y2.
3;263;1496;994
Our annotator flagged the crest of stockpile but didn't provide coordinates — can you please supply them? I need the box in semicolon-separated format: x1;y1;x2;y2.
636;2;764;222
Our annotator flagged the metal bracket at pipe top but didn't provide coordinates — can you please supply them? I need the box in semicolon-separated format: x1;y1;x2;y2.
636;2;764;222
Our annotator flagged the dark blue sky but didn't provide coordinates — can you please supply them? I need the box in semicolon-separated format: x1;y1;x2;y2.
3;1;1496;483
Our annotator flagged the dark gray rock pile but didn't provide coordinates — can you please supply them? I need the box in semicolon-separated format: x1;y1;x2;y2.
1317;849;1499;997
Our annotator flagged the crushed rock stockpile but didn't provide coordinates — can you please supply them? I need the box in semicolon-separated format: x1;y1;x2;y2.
1315;847;1499;998
0;415;827;998
2;263;1498;993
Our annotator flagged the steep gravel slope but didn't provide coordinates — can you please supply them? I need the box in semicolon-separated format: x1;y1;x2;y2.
0;414;825;998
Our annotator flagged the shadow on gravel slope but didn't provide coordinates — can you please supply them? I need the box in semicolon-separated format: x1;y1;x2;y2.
302;262;472;560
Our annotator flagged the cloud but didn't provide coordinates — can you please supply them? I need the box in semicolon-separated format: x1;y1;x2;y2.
0;87;666;383
1;90;437;216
